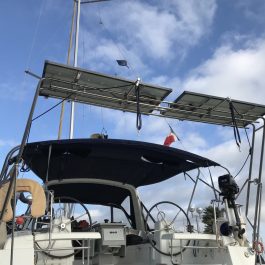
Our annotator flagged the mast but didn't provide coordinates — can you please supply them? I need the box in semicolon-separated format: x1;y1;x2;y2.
58;1;77;140
65;0;111;217
68;0;111;139
69;0;81;139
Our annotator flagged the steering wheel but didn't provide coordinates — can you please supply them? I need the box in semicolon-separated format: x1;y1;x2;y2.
34;196;92;259
145;201;191;256
53;196;92;232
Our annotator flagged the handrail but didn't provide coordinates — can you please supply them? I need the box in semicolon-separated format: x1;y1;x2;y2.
0;145;20;183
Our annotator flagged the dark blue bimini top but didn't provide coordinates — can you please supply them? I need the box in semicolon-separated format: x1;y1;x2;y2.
22;139;219;188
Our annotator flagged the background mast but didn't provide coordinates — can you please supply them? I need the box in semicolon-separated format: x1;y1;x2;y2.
69;0;111;139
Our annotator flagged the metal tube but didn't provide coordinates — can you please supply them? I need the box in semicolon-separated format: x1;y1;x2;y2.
49;192;54;248
15;79;43;163
208;167;218;201
186;169;200;215
34;246;90;252
1;79;42;226
58;0;77;140
255;124;264;132
10;164;18;265
45;71;262;118
69;0;81;139
0;146;20;182
45;76;264;121
111;206;114;223
0;166;16;222
48;83;256;127
185;172;220;194
257;183;262;241
212;201;219;244
47;81;260;124
253;118;265;243
176;245;224;249
87;239;90;265
245;124;256;218
82;240;85;264
81;0;110;3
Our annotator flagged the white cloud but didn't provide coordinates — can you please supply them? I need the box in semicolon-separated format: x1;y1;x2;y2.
180;132;208;152
80;31;149;77
181;38;265;104
80;0;217;75
163;0;217;43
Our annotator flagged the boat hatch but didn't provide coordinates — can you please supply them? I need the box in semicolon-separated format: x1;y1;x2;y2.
40;60;172;114
22;139;219;187
164;91;265;127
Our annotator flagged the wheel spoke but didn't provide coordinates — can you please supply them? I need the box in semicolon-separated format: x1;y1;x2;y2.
145;201;191;257
65;212;88;225
169;209;181;226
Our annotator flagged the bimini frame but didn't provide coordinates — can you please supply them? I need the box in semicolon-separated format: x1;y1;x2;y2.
245;120;265;246
1;62;265;264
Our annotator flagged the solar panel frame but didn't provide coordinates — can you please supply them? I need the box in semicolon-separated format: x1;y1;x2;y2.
163;91;265;127
39;61;172;114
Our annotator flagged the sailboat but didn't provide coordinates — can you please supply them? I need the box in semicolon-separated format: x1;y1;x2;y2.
0;1;265;265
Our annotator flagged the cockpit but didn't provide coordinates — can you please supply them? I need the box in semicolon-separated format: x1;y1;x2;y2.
2;138;244;265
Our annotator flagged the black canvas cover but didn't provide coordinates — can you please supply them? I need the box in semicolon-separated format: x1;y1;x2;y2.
22;139;219;188
49;183;131;205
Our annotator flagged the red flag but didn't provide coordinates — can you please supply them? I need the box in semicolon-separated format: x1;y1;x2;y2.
163;124;179;146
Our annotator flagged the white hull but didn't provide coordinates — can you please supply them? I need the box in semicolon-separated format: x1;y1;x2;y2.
0;230;255;265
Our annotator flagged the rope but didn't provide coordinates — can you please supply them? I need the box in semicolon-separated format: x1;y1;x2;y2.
234;153;250;179
229;101;241;148
244;126;251;147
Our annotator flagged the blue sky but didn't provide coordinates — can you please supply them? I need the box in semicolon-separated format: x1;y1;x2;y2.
1;0;265;241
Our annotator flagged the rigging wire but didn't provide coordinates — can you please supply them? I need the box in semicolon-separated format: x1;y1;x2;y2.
19;0;46;144
96;5;137;74
229;101;241;148
25;0;46;69
32;93;74;122
233;125;252;178
30;7;72;63
234;153;251;179
100;107;108;135
244;125;252;148
163;120;220;194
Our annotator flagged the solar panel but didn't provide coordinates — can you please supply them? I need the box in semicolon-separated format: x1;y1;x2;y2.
40;61;172;114
163;91;265;127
